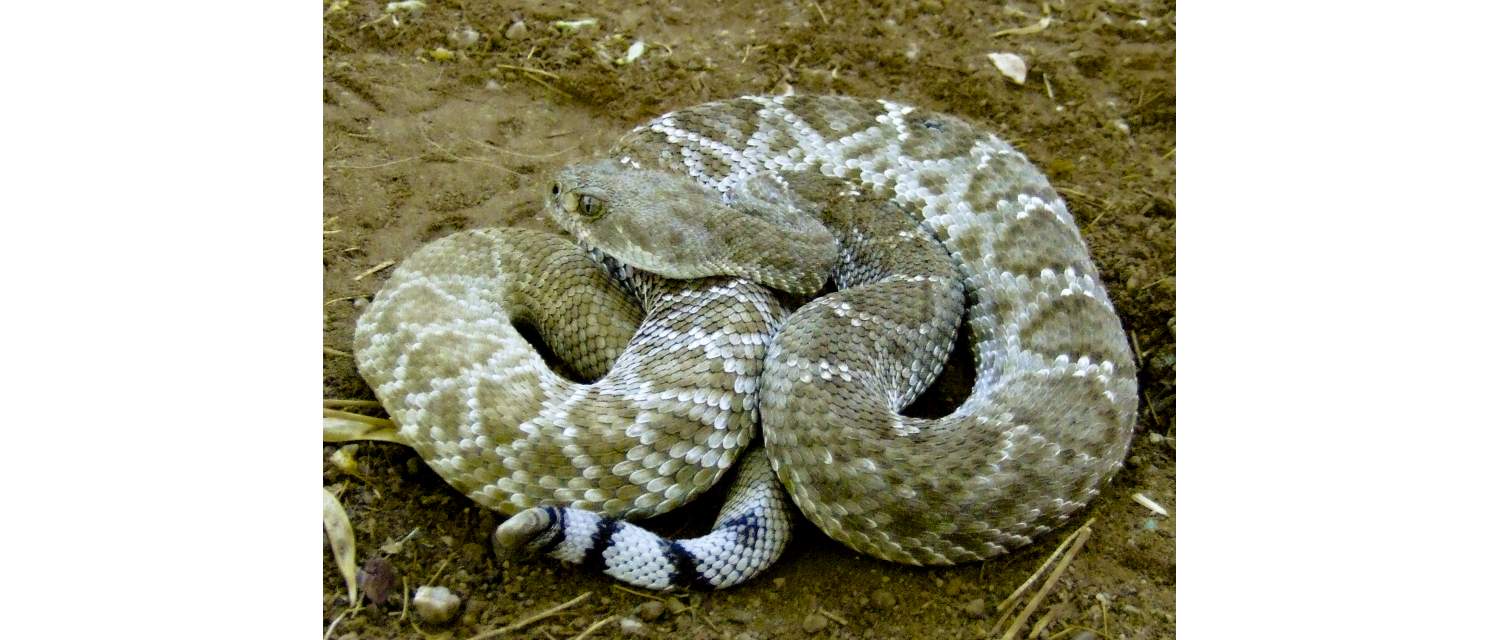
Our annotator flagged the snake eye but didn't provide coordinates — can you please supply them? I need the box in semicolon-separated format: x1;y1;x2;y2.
580;195;602;218
550;183;560;196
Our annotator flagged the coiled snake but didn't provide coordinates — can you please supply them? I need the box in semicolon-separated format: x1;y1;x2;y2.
353;95;1138;590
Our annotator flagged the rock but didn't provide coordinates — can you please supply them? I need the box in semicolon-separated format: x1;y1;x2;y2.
871;589;896;609
773;577;787;589
801;612;828;633
503;21;527;40
447;27;479;48
412;585;461;624
987;52;1028;84
357;556;396;606
638;600;666;622
724;608;755;624
665;597;688;614
618;617;646;636
962;598;987;618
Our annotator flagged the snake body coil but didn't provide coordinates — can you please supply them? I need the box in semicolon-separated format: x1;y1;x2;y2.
355;95;1138;589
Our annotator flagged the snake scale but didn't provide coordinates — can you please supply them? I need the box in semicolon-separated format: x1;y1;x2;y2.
353;95;1138;590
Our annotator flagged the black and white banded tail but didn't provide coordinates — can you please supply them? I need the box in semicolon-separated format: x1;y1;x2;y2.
492;450;791;590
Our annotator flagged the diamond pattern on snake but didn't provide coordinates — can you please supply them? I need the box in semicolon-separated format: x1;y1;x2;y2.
353;95;1138;590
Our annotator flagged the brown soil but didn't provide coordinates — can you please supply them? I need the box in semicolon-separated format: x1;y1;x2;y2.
323;1;1175;638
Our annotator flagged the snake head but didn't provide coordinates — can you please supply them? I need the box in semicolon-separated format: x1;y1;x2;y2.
545;159;835;296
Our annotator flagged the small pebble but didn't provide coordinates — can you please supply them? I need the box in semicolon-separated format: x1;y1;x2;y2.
773;577;787;589
665;597;688;615
724;608;754;624
987;52;1028;84
447;27;479;48
637;600;666;622
618;617;646;636
412;585;461;624
1148;432;1165;445
504;20;527;40
962;598;987;618
871;589;896;609
802;612;828;633
1071;632;1098;640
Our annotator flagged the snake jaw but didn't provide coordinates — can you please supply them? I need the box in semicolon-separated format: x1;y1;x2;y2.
492;507;556;558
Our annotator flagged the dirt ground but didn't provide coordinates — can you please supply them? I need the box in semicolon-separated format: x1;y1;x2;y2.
323;1;1175;638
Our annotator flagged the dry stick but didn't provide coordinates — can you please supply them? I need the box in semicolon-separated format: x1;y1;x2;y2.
399;575;411;622
819;608;848;626
324;399;382;409
425;556;453;585
568;616;617;640
610;584;667;602
324;408;396;428
522;71;570;98
325;346;353;358
494;63;559;79
809;1;828;24
418;127;522;175
998;525;1094;640
323;609;348;640
327;156;419;170
465;591;592;640
354;260;397;281
1026;604;1060;639
991;518;1095;631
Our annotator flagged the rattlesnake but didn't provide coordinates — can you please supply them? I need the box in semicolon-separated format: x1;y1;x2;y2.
353;95;1138;590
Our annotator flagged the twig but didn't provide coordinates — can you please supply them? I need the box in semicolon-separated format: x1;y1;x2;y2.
1026;604;1059;639
426;556;453;585
324;408;396;428
992;16;1051;37
610;584;667;602
328;156;419;170
992;519;1094;630
809;1;828;24
324;399;382;409
567;615;616;640
323;609;348;640
998;525;1094;640
818;608;848;626
465;591;592;640
522;71;570;98
325;346;353;358
353;260;396;281
400;575;411;622
467;136;573;159
494;63;559;79
418;127;522;175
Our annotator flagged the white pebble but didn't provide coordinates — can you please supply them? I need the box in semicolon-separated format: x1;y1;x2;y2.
619;617;646;635
412;585;461;624
986;52;1028;85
